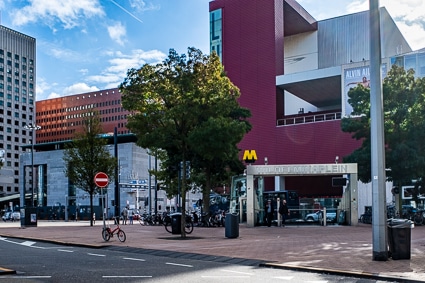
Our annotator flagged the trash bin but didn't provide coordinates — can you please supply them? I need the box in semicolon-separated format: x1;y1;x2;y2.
338;210;346;225
225;213;239;238
171;213;182;234
387;219;413;260
20;207;38;228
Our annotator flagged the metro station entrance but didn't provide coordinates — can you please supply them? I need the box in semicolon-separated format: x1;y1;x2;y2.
235;163;358;227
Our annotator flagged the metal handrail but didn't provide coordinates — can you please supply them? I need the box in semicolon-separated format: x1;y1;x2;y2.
277;111;342;126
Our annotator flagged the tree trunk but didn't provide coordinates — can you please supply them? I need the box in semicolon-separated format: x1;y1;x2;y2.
90;192;94;227
180;160;187;238
203;168;212;215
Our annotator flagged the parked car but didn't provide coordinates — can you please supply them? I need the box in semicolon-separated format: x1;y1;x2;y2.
2;211;20;222
305;210;336;222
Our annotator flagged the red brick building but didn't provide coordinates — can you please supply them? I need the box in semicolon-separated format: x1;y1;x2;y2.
35;88;130;144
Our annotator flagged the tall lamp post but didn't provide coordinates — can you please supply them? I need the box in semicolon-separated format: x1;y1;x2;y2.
24;123;41;207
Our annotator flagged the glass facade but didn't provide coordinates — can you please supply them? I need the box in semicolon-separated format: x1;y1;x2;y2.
210;9;222;61
391;51;425;78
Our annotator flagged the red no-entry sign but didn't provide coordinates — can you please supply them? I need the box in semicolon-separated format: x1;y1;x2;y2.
94;172;109;187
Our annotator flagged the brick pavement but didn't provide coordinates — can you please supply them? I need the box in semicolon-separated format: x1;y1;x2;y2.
0;220;424;282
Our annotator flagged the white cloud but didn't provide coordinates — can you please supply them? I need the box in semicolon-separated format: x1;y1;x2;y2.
63;83;99;96
36;77;52;99
130;0;160;12
382;0;425;50
79;69;89;75
107;22;127;46
11;0;105;29
86;49;166;87
46;92;61;100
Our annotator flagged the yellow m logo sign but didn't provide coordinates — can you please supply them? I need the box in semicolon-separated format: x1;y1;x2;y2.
243;150;257;163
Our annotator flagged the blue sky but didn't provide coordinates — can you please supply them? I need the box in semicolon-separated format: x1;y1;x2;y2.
0;0;424;101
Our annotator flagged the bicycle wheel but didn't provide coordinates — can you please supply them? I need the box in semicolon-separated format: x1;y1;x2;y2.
117;229;126;242
102;228;111;241
184;221;194;234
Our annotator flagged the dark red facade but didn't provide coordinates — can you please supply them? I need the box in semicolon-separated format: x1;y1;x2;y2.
36;88;130;144
210;0;361;195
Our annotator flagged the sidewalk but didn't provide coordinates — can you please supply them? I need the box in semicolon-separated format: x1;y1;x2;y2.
1;220;425;282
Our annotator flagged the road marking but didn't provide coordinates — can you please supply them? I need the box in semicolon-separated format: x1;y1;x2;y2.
221;269;254;275
88;253;105;257
103;276;152;278
3;276;52;279
21;241;36;246
201;275;251;279
165;262;193;268
123;257;146;262
271;276;294;280
58;249;74;253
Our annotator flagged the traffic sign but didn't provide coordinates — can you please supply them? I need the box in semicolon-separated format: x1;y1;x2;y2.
94;172;109;187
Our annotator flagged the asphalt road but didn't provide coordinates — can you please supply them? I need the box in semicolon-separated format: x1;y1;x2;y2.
0;236;395;283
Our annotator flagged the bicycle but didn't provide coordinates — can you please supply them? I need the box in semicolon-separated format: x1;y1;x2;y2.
102;220;126;242
163;213;194;234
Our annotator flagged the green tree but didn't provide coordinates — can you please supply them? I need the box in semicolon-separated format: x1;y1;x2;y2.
63;112;116;226
341;65;425;189
189;116;249;213
119;47;251;237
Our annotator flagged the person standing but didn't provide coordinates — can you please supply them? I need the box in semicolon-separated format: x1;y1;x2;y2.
279;199;290;227
122;207;128;225
265;199;274;227
128;209;134;225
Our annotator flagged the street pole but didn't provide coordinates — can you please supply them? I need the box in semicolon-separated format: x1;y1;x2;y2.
369;0;388;261
24;123;41;207
154;154;158;216
114;127;120;218
148;153;152;215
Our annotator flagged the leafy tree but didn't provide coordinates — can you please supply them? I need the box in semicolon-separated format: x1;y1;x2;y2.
63;112;116;226
341;65;425;191
119;47;251;237
189;116;249;213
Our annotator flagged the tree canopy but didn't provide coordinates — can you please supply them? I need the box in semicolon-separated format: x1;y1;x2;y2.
63;112;116;226
341;65;425;192
119;47;251;237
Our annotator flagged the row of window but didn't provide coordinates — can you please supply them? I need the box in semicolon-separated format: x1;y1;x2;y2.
0;185;19;193
0;96;33;105
0;49;33;66
0;57;33;71
0;82;34;89
36;114;128;132
37;108;126;124
0;109;33;120
38;99;122;117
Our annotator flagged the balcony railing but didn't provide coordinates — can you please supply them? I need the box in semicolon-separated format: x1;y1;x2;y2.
277;111;342;126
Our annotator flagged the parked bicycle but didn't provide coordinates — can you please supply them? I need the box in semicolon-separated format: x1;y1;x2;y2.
163;213;194;234
102;218;126;242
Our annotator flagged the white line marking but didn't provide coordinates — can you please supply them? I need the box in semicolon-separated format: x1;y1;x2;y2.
58;249;74;253
88;253;105;257
165;262;193;268
103;276;152;278
3;276;52;279
271;276;294;280
123;257;146;262
21;241;36;246
220;269;254;275
201;275;251;279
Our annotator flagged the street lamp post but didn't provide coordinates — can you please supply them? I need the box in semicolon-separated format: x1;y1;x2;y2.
24;123;41;207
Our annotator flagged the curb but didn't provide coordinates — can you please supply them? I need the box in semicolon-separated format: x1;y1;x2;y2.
260;263;424;283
